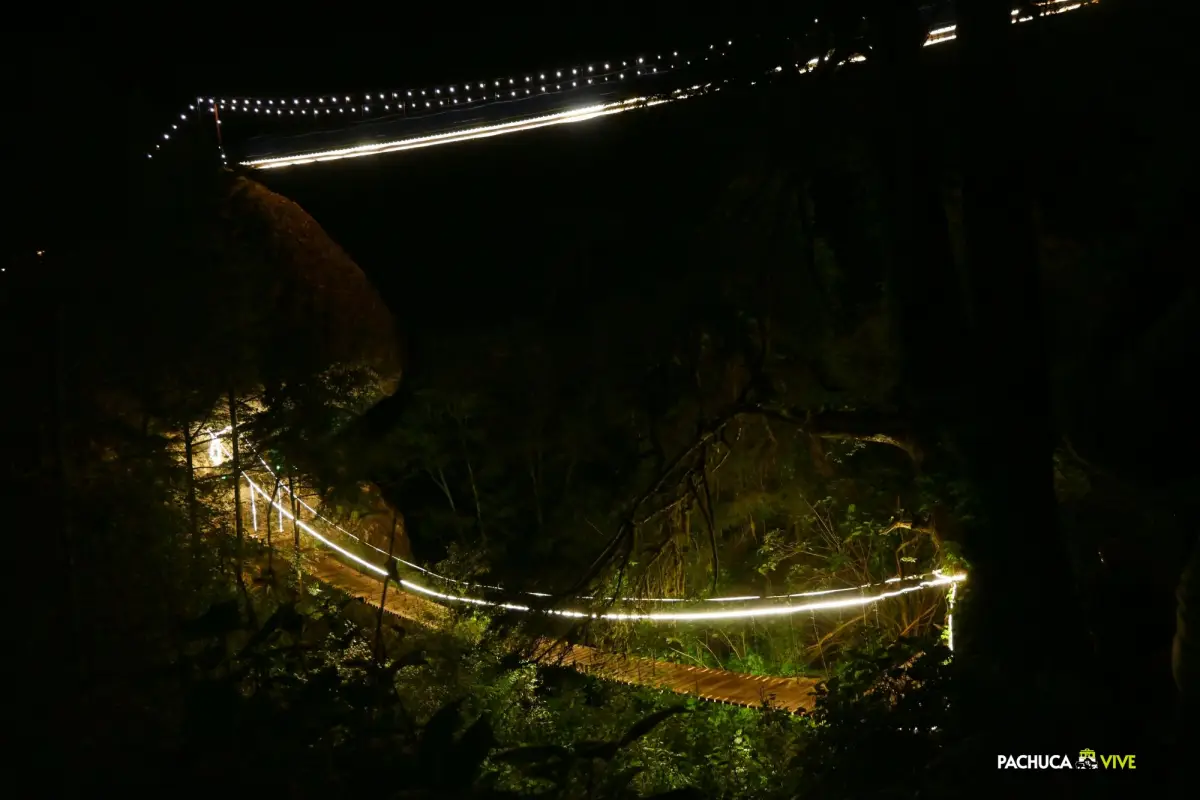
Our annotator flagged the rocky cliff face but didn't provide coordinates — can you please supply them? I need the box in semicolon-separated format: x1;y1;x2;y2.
215;174;403;399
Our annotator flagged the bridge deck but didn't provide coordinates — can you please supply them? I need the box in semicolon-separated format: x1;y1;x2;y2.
306;553;819;713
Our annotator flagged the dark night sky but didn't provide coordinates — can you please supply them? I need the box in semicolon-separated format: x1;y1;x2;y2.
6;4;769;258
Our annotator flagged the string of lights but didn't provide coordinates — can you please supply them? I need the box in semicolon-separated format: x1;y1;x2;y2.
146;49;696;162
143;1;1092;163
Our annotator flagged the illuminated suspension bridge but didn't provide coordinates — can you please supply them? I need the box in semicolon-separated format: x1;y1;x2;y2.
203;425;965;713
144;1;1093;171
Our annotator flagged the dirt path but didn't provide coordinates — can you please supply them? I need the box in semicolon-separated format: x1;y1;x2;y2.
307;554;819;713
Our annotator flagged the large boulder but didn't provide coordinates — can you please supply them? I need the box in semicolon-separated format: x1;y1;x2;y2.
119;170;402;407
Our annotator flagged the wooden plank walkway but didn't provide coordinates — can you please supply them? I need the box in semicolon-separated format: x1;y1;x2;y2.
306;553;819;713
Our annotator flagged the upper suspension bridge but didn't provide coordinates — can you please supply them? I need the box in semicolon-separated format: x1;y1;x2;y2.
144;1;1093;172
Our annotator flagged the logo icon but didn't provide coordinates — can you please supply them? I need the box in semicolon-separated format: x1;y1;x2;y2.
1077;748;1098;769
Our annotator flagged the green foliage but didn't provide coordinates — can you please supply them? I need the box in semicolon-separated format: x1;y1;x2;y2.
797;636;957;800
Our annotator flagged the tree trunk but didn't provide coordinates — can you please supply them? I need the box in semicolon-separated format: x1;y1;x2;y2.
375;511;399;663
228;389;252;622
53;301;83;678
183;423;200;544
288;471;302;591
955;0;1090;735
266;473;282;578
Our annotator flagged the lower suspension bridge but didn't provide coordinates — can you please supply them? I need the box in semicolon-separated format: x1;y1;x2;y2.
206;428;965;714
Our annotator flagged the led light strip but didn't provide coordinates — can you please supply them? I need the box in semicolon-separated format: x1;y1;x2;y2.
241;96;671;169
251;450;950;606
243;469;965;621
214;435;965;621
